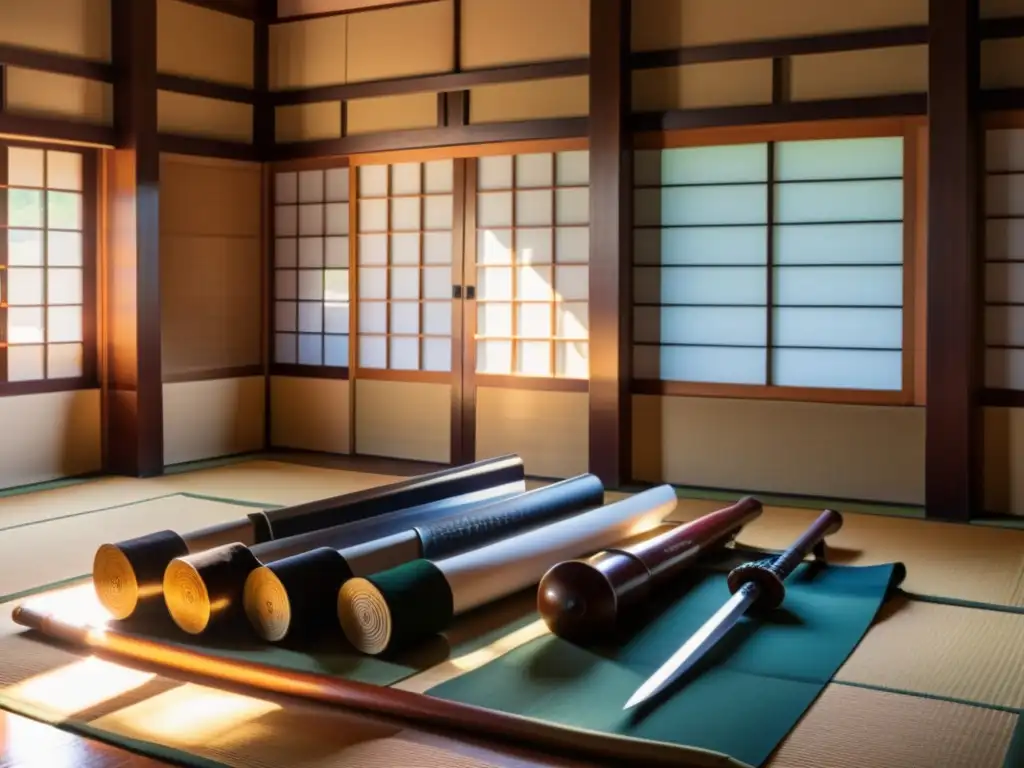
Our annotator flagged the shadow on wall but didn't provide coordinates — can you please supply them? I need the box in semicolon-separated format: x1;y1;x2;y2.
984;407;1014;514
631;394;665;482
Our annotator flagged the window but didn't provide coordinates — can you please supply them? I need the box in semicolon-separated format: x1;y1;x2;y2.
273;167;351;369
984;128;1024;391
0;143;92;387
355;160;455;373
633;134;907;397
474;150;590;379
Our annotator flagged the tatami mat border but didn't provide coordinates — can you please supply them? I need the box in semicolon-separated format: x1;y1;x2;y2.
833;680;1023;716
177;491;280;510
0;492;277;537
0;575;89;605
0;493;182;534
901;590;1024;615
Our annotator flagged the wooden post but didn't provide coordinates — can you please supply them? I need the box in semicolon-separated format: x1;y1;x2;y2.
105;0;164;476
588;0;633;489
926;0;982;520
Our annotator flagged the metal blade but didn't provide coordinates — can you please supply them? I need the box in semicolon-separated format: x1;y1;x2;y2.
623;582;760;710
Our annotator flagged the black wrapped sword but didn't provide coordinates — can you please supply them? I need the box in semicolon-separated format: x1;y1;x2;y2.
624;508;844;709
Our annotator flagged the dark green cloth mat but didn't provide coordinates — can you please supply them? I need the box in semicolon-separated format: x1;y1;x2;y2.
426;560;906;768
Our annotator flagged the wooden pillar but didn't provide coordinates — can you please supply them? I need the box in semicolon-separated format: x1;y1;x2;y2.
588;0;632;488
105;0;164;476
254;0;274;153
925;0;982;520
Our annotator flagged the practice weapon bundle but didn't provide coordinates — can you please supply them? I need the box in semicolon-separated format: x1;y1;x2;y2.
89;453;840;716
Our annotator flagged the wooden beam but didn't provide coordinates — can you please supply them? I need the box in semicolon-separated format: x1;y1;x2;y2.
106;0;164;477
157;134;261;161
177;0;256;19
271;118;587;160
272;0;446;23
254;0;274;152
633;94;926;132
926;0;982;522
270;59;589;105
983;389;1024;407
978;14;1024;38
631;25;929;69
155;73;254;103
0;43;114;81
588;0;632;489
981;88;1024;111
0;113;114;146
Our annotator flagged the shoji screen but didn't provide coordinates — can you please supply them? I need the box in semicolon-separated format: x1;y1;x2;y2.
273;167;351;368
355;160;455;373
633;135;905;393
985;128;1024;390
772;137;904;390
2;145;90;382
474;150;591;379
633;143;769;385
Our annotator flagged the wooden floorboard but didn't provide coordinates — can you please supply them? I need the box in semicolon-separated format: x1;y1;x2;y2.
0;710;172;767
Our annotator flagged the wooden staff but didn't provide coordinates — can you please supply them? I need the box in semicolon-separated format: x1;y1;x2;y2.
94;455;524;621
536;497;763;642
338;485;680;656
162;476;528;635
243;474;606;643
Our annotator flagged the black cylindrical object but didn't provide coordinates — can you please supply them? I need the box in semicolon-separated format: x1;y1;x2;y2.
99;455;525;623
162;458;528;635
244;474;606;643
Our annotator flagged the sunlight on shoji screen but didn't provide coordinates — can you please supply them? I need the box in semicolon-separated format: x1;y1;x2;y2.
984;129;1024;390
3;147;86;381
772;137;904;390
274;167;350;367
632;144;770;385
475;151;590;379
356;161;454;372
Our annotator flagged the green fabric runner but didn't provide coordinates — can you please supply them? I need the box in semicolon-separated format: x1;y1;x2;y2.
427;560;906;768
1006;711;1024;768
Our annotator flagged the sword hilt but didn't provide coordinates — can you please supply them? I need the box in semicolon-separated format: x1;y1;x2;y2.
726;509;843;611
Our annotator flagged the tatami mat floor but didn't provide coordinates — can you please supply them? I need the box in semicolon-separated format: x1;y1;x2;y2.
0;454;1021;768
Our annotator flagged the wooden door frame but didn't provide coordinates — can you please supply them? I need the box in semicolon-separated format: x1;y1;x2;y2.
343;138;591;466
458;140;592;466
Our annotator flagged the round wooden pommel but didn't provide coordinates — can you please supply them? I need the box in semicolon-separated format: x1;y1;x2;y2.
243;566;291;642
726;560;786;611
163;558;211;635
338;578;392;655
92;530;189;620
537;560;621;643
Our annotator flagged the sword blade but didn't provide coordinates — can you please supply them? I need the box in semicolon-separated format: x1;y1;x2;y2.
623;582;760;710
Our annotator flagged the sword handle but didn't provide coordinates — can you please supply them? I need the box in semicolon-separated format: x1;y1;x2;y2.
726;509;843;611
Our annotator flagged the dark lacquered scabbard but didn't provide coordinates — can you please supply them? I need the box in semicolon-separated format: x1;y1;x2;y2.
537;497;763;642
